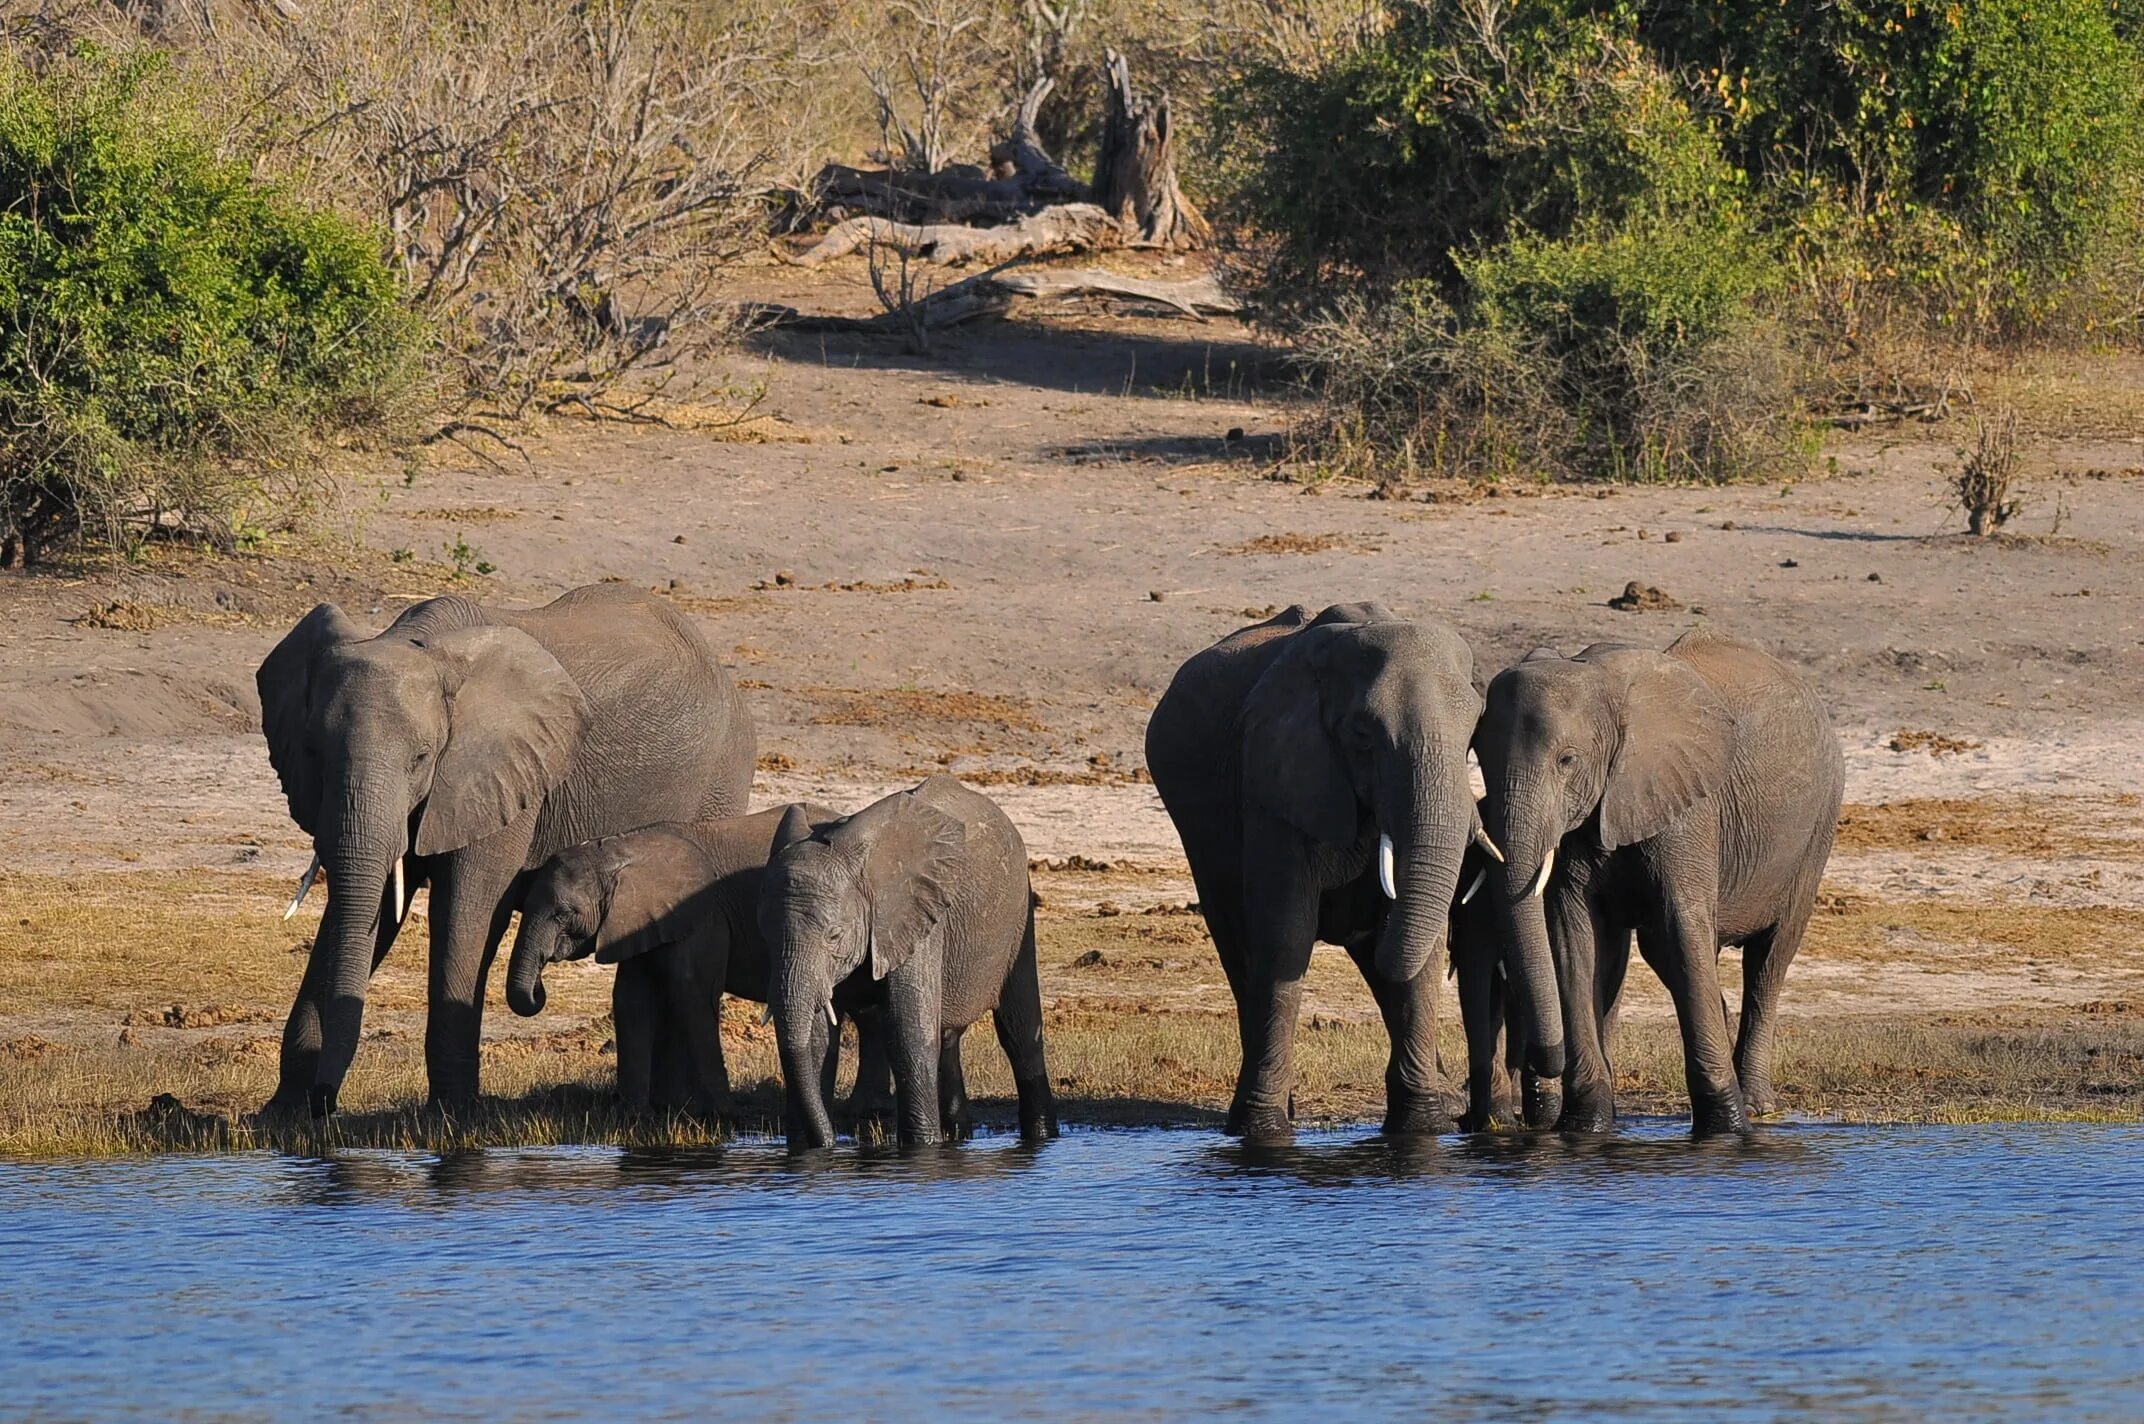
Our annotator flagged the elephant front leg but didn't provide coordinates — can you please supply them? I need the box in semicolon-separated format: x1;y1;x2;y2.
267;872;406;1115
845;1008;896;1134
1452;937;1513;1132
612;959;658;1112
885;968;943;1147
1236;825;1320;1141
1347;941;1447;1136
1551;888;1623;1133
424;849;526;1109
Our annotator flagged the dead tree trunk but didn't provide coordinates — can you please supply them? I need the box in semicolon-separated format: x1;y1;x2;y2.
1092;49;1209;250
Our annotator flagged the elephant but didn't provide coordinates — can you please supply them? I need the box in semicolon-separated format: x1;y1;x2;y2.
1143;603;1556;1141
504;806;896;1126
1474;628;1843;1135
760;775;1057;1148
257;582;755;1117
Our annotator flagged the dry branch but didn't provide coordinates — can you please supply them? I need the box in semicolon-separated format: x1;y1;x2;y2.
1093;49;1207;249
748;267;1235;334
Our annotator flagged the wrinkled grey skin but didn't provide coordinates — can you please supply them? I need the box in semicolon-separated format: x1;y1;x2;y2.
1476;629;1843;1135
257;584;754;1118
1145;604;1546;1141
505;806;893;1121
761;775;1057;1149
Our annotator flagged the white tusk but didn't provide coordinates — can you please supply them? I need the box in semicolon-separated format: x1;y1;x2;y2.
1461;866;1487;905
1378;833;1398;900
282;854;322;921
761;1001;774;1026
1472;822;1505;863
823;1000;839;1029
391;857;407;925
1526;846;1557;899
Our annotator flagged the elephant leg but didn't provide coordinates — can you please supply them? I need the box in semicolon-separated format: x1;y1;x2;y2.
269;880;403;1114
992;907;1058;1141
1553;888;1624;1133
423;847;526;1108
1345;940;1446;1136
1454;936;1511;1132
649;1023;693;1112
938;1030;972;1141
1735;898;1812;1118
846;1007;895;1130
612;959;657;1112
662;944;732;1124
1235;820;1319;1141
886;968;942;1147
1637;902;1747;1137
1183;854;1258;1135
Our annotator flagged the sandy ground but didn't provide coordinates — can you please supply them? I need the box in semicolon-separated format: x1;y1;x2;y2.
4;253;2143;1126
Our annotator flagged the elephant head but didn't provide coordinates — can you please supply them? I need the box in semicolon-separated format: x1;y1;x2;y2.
759;796;964;1147
259;600;586;1114
1240;618;1490;987
505;829;715;1018
1473;643;1735;1099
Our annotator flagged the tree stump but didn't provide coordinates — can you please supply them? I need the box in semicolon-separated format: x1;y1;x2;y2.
1091;50;1209;250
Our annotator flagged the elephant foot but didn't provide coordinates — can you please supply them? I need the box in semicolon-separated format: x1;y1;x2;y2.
1237;1104;1294;1143
1691;1095;1750;1138
1019;1110;1059;1142
1556;1085;1614;1134
943;1110;976;1142
1381;1090;1449;1137
1740;1081;1781;1119
1522;1079;1564;1131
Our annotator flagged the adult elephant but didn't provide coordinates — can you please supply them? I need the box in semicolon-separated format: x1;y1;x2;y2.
257;583;755;1117
1474;629;1842;1135
1145;604;1557;1140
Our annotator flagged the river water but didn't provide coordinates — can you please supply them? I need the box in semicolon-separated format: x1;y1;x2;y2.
2;1122;2139;1420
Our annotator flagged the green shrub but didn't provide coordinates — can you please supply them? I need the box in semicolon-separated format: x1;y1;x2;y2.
0;47;417;564
1231;0;1801;480
1640;0;2144;335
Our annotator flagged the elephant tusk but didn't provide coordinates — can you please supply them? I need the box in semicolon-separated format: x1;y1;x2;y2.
1461;866;1487;905
1378;833;1397;900
823;1000;839;1029
391;857;407;926
761;1001;775;1026
1472;822;1505;863
1526;846;1557;899
282;853;322;921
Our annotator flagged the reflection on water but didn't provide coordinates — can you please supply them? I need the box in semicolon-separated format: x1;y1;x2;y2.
3;1123;2141;1421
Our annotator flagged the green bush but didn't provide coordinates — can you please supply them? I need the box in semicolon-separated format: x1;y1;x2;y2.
1643;0;2144;335
1230;0;1800;480
0;48;417;564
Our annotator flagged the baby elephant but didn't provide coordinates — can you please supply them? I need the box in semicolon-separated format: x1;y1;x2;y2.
506;805;874;1121
761;775;1057;1148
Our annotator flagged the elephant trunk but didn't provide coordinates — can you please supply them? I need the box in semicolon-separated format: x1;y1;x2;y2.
505;923;555;1019
1370;746;1471;984
772;963;837;1148
1484;792;1567;1096
308;814;403;1116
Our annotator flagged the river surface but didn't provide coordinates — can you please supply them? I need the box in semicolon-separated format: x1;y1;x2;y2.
2;1122;2140;1421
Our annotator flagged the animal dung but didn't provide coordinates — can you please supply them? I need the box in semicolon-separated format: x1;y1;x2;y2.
1608;581;1682;613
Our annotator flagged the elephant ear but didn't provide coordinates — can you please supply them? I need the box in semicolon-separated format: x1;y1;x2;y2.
414;625;588;856
1240;627;1356;848
593;832;715;964
1599;656;1735;850
838;791;965;980
769;803;817;857
257;603;363;836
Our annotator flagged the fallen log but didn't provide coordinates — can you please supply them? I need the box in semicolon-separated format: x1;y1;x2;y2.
791;204;1117;269
741;268;1238;334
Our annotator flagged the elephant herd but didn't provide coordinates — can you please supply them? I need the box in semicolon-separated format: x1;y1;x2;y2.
258;584;1841;1143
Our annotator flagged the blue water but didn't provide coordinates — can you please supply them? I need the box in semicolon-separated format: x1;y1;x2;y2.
2;1122;2140;1421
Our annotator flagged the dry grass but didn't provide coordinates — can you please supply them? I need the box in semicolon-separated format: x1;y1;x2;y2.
1834;795;2144;858
3;870;2140;1154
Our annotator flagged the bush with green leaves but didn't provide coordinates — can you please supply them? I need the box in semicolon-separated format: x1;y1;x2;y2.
0;48;417;564
1641;0;2144;336
1229;0;1799;481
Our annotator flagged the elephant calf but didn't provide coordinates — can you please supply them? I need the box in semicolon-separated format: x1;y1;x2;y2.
506;806;903;1124
1475;629;1844;1134
760;775;1058;1148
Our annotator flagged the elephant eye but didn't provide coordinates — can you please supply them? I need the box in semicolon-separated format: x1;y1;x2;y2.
1558;751;1578;767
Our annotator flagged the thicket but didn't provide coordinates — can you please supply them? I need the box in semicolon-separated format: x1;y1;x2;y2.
0;47;415;564
1221;0;2144;483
